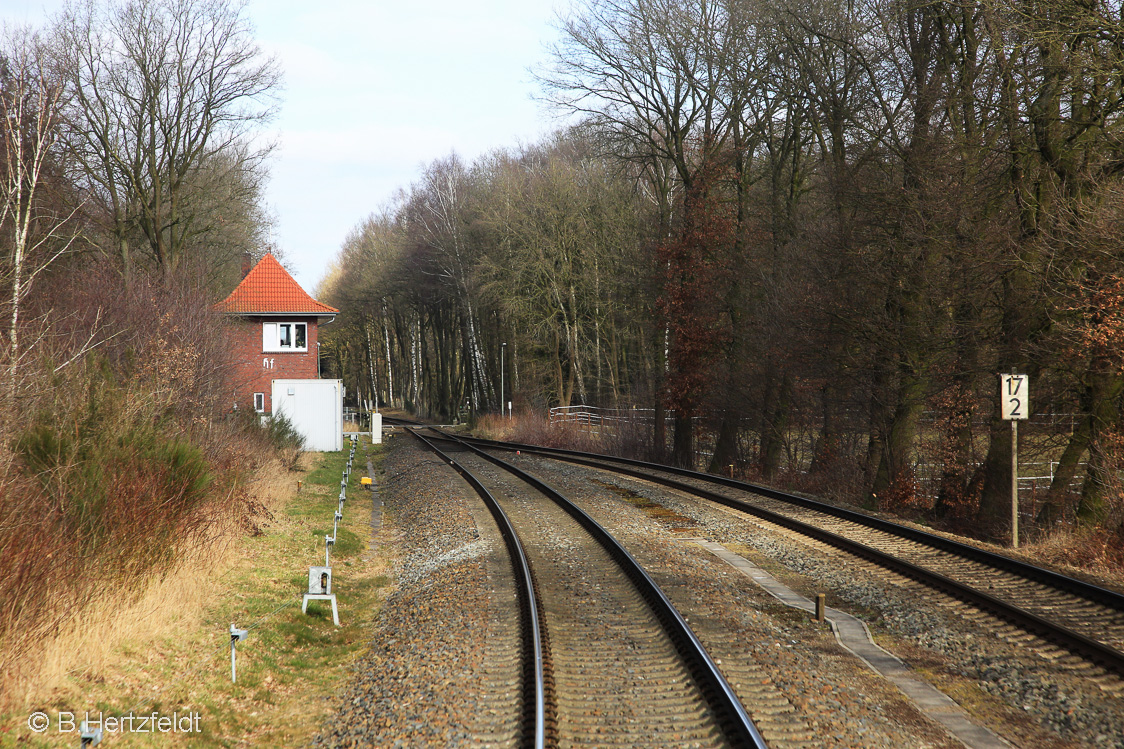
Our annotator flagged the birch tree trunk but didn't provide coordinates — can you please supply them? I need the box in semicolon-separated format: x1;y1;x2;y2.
365;323;379;410
1;29;77;401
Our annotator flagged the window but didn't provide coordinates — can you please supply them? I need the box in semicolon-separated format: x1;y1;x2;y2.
253;393;265;413
263;322;308;352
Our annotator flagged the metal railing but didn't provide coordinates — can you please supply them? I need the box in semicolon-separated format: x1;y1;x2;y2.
548;405;661;428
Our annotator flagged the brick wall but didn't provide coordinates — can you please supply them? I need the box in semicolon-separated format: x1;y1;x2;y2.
223;316;320;413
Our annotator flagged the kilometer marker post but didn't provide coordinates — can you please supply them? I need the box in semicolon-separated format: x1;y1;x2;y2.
1000;373;1029;548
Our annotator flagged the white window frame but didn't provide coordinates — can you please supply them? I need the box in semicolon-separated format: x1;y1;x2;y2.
253;392;265;413
263;321;308;353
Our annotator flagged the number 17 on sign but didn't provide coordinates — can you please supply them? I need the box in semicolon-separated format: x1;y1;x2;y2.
1000;374;1029;548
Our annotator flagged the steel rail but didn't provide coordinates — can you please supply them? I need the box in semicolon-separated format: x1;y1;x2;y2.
455;433;1124;611
429;429;769;748
405;428;551;749
393;420;1124;610
448;432;1124;678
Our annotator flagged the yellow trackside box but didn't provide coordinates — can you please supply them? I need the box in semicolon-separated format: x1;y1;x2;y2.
361;477;372;485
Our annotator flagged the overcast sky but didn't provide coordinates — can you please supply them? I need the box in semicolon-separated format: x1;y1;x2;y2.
0;0;569;291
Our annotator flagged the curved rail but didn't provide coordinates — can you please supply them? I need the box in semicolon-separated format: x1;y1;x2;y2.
405;428;551;749
451;431;1124;679
427;428;769;748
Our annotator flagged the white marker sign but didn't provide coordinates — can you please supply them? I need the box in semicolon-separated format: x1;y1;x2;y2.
1000;374;1029;420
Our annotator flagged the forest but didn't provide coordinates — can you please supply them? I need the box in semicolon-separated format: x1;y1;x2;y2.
318;0;1124;547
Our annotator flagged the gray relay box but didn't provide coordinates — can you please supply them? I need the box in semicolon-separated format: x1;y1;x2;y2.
308;566;332;595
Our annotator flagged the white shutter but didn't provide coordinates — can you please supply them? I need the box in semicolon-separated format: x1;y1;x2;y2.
262;323;278;352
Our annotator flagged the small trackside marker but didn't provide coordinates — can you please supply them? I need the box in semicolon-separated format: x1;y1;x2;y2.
361;477;372;485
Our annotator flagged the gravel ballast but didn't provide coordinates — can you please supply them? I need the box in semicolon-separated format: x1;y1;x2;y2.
314;440;518;748
522;455;1124;749
314;436;1124;747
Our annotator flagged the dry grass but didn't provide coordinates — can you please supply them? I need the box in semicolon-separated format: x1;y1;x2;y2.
0;264;273;702
3;455;302;713
475;411;653;460
1;442;392;747
1020;526;1124;589
17;543;236;706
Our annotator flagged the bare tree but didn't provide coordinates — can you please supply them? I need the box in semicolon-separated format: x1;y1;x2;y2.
0;26;81;398
52;0;280;276
403;155;494;412
480;137;644;408
543;0;749;465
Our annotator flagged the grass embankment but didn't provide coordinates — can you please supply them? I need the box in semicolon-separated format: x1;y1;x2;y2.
0;440;392;747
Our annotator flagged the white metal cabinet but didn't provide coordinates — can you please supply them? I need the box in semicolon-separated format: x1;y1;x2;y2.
271;379;343;451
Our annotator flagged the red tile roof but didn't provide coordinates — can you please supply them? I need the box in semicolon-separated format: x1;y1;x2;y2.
216;253;339;316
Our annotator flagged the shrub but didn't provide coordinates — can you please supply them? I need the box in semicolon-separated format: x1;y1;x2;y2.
264;411;305;451
223;407;304;471
0;264;278;704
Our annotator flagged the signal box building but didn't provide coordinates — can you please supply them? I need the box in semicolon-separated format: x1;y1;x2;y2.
216;253;339;415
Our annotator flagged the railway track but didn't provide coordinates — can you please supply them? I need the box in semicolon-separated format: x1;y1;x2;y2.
404;426;767;748
435;430;1124;687
406;429;551;748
